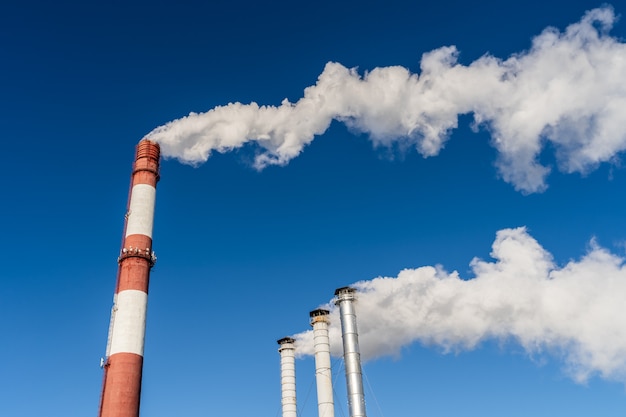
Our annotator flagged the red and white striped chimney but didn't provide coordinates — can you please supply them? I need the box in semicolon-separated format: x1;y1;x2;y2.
99;139;160;417
277;337;298;417
310;309;335;417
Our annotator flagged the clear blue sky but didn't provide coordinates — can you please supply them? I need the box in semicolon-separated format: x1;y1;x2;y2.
2;1;626;416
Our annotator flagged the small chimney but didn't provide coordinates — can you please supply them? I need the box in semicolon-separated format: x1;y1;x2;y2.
277;337;298;417
334;287;367;417
310;309;335;417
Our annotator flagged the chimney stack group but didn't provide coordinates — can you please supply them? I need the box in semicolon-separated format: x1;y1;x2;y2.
278;287;367;417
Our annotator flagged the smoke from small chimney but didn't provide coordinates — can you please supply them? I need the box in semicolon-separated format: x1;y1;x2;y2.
295;227;626;385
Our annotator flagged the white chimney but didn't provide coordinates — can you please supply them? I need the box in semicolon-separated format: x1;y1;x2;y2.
278;337;298;417
310;309;335;417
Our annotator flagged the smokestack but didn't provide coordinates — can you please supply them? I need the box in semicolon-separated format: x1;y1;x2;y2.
99;139;160;417
277;337;298;417
334;287;367;417
310;309;335;417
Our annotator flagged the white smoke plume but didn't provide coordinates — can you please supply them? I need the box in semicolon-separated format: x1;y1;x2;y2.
147;6;626;193
293;227;626;383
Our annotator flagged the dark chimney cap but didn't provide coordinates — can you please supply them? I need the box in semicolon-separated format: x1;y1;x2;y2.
277;337;296;345
309;308;330;318
334;286;355;296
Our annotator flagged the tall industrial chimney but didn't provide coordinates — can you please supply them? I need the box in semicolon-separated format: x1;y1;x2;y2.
99;139;160;417
277;337;298;417
310;309;335;417
334;287;367;417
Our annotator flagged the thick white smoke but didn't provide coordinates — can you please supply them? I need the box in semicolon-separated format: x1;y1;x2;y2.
294;227;626;383
147;6;626;193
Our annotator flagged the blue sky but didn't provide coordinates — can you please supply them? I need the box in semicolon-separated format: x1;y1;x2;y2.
2;1;626;416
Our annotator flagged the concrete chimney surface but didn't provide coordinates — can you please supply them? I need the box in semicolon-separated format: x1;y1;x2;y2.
310;309;335;417
278;337;298;417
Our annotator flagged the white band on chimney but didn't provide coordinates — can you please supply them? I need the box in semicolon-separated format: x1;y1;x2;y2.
125;184;156;238
109;290;148;356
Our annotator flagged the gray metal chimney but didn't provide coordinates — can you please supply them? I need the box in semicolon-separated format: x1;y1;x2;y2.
334;287;367;417
277;337;298;417
310;309;335;417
